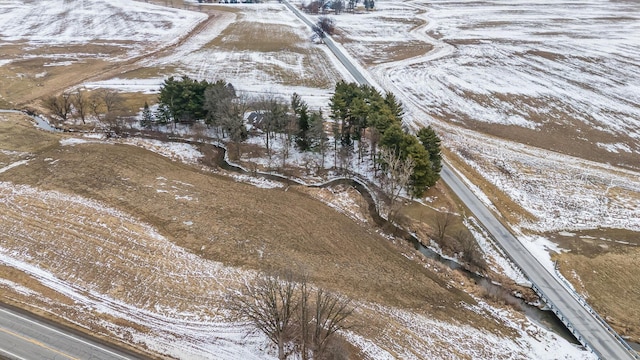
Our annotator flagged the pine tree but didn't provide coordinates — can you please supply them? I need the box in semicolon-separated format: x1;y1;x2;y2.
309;110;328;167
417;126;442;175
292;93;311;151
140;102;154;128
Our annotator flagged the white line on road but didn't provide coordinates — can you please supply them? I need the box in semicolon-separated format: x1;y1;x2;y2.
0;347;29;360
0;308;132;360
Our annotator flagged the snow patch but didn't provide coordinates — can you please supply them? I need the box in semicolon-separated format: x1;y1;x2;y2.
231;174;284;189
0;159;29;174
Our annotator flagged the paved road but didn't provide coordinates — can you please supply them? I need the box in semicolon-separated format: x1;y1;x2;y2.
283;2;638;359
441;164;636;360
0;305;136;360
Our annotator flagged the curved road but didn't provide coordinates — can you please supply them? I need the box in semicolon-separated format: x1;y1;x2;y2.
283;1;637;359
0;305;137;360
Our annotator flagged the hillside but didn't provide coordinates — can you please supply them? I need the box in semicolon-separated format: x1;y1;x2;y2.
327;0;640;345
0;112;592;359
0;0;619;358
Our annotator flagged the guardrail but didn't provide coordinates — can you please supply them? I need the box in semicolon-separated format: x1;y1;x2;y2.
530;282;601;358
474;213;639;360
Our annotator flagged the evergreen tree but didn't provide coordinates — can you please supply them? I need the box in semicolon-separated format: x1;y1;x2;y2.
380;124;438;197
140;102;154;128
404;138;435;197
292;93;311;151
154;104;171;125
204;80;236;129
158;76;210;124
384;92;404;123
379;123;405;154
417;126;442;176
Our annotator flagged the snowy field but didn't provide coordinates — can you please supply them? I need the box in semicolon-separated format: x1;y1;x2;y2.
0;0;633;357
0;0;206;60
349;0;640;145
0;176;594;359
85;3;353;111
323;0;640;236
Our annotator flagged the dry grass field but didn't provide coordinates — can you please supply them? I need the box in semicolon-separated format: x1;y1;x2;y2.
1;0;625;357
547;229;640;343
0;117;470;313
2;113;543;358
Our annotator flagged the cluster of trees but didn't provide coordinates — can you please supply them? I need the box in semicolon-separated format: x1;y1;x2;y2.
148;76;327;164
148;77;442;197
329;81;441;198
44;88;127;127
148;76;248;145
229;272;353;360
304;0;373;14
312;17;336;38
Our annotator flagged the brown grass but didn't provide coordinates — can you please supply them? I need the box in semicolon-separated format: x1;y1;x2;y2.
203;20;342;88
206;21;306;52
4;142;466;311
358;41;434;66
555;248;640;343
0;113;60;152
442;147;537;226
0;56;111;107
549;228;640;342
118;66;178;80
0;115;509;333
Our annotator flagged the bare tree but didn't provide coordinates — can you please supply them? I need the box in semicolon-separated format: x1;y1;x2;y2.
229;273;299;360
309;111;328;169
318;17;335;35
332;0;344;14
89;91;105;121
97;89;127;134
44;92;72;122
72;88;88;124
310;289;354;359
454;230;487;271
255;94;289;160
281;112;298;168
379;147;415;222
298;276;312;360
313;16;335;39
230;272;354;360
305;0;321;14
221;93;250;159
101;89;125;115
434;206;454;241
295;277;353;360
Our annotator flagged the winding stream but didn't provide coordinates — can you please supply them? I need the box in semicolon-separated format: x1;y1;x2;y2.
11;110;581;346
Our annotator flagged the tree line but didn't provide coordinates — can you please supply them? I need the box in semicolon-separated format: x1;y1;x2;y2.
44;88;129;129
329;81;441;198
44;76;442;199
135;76;442;199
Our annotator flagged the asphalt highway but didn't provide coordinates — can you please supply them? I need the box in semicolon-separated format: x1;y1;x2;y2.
0;305;136;360
441;164;636;360
283;2;638;359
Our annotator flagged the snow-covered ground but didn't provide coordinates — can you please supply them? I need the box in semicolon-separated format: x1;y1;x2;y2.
323;0;640;235
0;0;206;60
83;3;352;112
0;1;632;358
444;127;640;233
344;0;640;142
0;181;594;359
